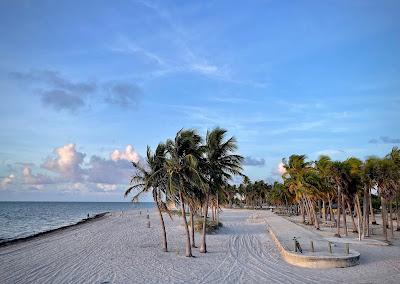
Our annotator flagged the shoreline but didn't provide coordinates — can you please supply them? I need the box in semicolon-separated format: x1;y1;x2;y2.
0;212;109;247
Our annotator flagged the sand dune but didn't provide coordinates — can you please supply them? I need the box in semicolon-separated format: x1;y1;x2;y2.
0;209;399;283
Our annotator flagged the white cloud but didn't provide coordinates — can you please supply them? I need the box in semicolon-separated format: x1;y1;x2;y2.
0;174;15;189
270;162;286;181
22;166;54;185
110;145;140;163
191;63;220;76
277;162;286;175
86;155;132;185
96;183;118;192
1;144;140;195
42;143;86;181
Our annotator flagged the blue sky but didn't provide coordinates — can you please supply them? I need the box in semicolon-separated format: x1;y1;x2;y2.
0;0;399;201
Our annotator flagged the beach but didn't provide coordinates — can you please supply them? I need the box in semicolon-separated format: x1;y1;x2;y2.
0;209;399;284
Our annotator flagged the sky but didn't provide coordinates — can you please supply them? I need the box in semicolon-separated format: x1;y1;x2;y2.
0;0;399;202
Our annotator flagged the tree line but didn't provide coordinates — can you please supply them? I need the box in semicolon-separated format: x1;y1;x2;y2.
228;147;400;242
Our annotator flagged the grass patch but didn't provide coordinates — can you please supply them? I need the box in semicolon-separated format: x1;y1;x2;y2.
167;209;190;217
192;219;222;233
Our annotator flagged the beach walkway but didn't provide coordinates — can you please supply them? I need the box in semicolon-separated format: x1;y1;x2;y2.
0;209;399;283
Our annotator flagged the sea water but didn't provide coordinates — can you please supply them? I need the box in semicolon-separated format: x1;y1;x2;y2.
0;201;154;243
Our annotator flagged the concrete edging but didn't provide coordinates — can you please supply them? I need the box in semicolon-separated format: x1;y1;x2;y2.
267;225;360;269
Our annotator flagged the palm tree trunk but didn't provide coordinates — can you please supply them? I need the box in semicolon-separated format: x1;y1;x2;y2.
318;200;322;219
303;196;312;224
362;187;370;237
190;206;196;248
179;190;192;257
322;200;327;222
396;199;400;231
342;195;348;236
154;191;168;252
389;199;394;239
381;196;388;242
310;199;320;230
200;188;210;253
216;194;219;225
329;197;334;222
347;201;357;233
300;202;305;223
355;195;362;241
370;189;377;224
335;186;341;237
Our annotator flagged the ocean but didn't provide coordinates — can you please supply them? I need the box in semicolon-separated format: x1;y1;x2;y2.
0;201;154;243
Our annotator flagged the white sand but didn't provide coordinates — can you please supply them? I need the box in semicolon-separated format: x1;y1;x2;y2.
0;209;399;283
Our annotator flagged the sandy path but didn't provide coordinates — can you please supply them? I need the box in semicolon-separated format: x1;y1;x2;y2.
0;209;399;283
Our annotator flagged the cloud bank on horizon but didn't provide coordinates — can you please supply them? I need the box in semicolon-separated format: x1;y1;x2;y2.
0;0;399;201
0;144;141;201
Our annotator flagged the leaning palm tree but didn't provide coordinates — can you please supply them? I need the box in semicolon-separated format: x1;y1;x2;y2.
200;127;244;253
282;155;313;224
125;143;170;252
165;129;204;257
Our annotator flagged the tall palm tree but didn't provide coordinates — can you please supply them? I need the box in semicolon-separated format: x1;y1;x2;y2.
385;147;400;231
282;155;313;224
330;161;351;238
374;157;397;242
361;157;377;237
165;129;204;257
199;127;243;253
344;157;363;235
315;155;335;223
125;143;169;252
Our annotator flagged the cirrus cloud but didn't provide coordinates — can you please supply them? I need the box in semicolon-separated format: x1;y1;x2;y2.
369;136;400;144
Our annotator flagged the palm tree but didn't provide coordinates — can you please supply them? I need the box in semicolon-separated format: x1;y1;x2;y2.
374;157;397;242
360;157;378;238
315;155;335;223
385;147;400;231
199;127;243;253
282;155;314;225
330;161;351;238
125;143;169;252
303;169;323;230
165;129;204;257
344;157;363;235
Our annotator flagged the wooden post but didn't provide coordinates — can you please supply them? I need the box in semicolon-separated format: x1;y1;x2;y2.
328;242;332;254
310;241;314;252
